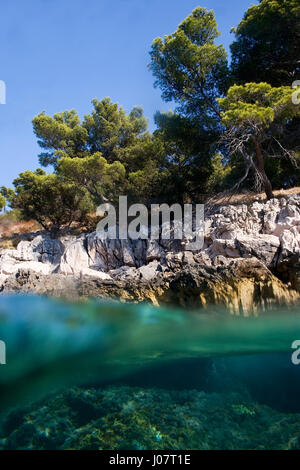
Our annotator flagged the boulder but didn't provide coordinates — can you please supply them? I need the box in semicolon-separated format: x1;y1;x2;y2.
79;268;111;280
138;260;163;281
59;238;89;275
235;234;280;267
158;258;299;315
1;260;50;276
31;235;65;265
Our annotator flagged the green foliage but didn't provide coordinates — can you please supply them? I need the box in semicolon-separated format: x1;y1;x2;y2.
231;0;300;86
118;133;165;174
57;153;126;205
0;209;22;223
149;7;234;200
33;98;149;168
12;170;94;235
0;195;6;211
33;110;89;166
230;0;300;190
127;165;161;205
264;155;300;189
83;98;148;162
218;82;300;127
153;111;216;201
149;4;300;197
0;187;15;207
149;7;229;121
206;154;234;193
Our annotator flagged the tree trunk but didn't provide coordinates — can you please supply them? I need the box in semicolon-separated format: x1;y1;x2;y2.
253;137;274;200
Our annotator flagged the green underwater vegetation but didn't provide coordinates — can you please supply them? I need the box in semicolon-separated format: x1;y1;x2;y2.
0;386;300;450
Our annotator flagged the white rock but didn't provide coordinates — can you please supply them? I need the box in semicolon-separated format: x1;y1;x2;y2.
138;261;160;281
0;258;17;275
31;235;65;265
1;193;300;279
15;240;37;261
146;240;164;262
19;261;51;275
79;268;111;280
59;238;89;275
0;260;51;275
280;228;300;255
0;273;7;286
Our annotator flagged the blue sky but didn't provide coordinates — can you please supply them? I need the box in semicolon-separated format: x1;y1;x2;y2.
0;0;257;188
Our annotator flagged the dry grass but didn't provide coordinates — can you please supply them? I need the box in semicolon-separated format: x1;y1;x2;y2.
0;219;41;250
0;219;41;238
206;186;300;207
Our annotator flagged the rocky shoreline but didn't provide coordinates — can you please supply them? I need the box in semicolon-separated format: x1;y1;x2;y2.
1;194;300;315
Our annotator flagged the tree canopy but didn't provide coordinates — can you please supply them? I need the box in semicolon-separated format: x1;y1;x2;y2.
12;170;93;236
56;153;126;205
218;82;300;198
230;0;300;86
149;7;229;122
33;98;149;168
149;2;300;198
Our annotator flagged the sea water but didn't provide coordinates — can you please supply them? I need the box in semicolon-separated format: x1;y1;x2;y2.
0;295;300;450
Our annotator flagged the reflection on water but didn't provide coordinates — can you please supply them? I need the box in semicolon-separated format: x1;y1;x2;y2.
0;295;300;449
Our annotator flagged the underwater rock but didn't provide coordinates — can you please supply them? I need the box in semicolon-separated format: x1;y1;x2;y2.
0;385;299;450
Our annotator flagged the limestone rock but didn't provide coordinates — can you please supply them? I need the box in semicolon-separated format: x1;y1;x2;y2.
0;274;7;288
31;236;65;265
86;234;147;271
235;234;280;267
138;260;163;281
146;240;164;262
1;261;50;276
158;258;299;315
79;268;111;280
59;238;89;275
14;241;37;261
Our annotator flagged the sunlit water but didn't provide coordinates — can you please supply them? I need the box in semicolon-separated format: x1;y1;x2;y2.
0;295;300;450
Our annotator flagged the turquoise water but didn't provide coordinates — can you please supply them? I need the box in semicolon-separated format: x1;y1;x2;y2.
0;295;300;449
